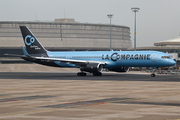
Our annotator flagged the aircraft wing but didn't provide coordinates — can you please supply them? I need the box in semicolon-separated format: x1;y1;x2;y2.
34;56;107;66
5;46;107;66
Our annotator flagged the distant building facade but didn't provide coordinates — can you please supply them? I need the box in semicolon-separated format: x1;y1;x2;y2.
0;20;132;63
127;36;180;67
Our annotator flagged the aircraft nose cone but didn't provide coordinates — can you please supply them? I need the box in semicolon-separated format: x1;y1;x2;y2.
169;60;176;66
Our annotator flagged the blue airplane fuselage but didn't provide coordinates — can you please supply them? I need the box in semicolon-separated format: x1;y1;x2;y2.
46;51;175;68
7;26;175;76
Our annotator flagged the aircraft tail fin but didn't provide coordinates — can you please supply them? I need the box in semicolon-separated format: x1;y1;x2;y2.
20;26;47;54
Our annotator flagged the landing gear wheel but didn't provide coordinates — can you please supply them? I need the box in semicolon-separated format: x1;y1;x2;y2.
93;72;102;76
151;74;155;77
77;72;87;76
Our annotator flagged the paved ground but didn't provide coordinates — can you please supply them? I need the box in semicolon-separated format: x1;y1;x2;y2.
0;64;180;120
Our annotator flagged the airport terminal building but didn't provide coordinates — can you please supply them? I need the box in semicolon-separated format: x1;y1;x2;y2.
0;19;132;63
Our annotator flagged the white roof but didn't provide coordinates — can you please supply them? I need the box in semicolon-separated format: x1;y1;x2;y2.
154;36;180;46
162;36;180;42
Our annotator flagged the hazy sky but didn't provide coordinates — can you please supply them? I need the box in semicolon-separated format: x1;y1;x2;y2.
0;0;180;47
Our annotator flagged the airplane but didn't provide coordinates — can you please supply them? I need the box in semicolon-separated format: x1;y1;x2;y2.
5;26;176;77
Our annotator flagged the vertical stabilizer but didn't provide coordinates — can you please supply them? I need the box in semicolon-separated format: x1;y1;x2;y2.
20;26;47;54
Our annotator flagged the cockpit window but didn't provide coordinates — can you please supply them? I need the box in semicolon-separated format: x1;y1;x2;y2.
161;56;170;59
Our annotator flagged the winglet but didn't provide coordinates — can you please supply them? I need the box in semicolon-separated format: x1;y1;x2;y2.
21;46;29;57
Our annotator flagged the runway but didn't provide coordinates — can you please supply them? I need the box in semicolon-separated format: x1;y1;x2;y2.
0;70;180;120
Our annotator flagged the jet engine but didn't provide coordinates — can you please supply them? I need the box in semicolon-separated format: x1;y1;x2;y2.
80;63;103;73
109;67;129;72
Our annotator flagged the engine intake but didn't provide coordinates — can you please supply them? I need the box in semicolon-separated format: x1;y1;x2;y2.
80;63;103;73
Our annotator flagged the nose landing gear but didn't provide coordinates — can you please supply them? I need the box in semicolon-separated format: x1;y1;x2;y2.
151;69;156;77
151;73;155;77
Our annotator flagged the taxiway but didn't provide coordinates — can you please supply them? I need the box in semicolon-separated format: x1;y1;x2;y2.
0;64;180;120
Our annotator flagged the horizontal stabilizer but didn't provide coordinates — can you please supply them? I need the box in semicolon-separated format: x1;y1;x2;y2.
4;53;27;58
4;46;31;58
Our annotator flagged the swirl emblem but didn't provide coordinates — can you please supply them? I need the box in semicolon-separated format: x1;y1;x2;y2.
25;35;35;46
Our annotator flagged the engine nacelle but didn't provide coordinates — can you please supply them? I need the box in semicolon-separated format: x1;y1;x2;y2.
109;67;129;72
80;63;103;73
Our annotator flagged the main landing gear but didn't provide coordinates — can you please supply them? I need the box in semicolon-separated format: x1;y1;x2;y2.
77;72;102;76
77;72;87;76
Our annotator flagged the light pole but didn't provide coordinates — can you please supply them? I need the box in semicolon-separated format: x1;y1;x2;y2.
131;7;140;51
107;14;113;51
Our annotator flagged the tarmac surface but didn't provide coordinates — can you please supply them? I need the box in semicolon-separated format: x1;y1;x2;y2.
0;64;180;120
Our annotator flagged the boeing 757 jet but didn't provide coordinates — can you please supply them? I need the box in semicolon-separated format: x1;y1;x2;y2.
5;26;176;77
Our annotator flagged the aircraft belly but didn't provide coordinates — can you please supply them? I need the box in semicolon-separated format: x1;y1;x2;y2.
116;60;156;67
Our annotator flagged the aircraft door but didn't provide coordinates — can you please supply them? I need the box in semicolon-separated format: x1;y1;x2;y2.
118;54;123;62
152;54;156;62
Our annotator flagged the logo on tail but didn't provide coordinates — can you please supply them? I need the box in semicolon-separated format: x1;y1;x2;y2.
20;26;47;54
25;35;35;46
